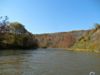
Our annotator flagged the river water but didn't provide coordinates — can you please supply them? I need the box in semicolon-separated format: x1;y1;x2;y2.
0;48;100;75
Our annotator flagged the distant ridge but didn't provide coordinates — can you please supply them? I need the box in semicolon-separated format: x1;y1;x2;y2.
34;24;100;53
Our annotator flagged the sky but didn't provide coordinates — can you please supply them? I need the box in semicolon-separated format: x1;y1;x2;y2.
0;0;100;34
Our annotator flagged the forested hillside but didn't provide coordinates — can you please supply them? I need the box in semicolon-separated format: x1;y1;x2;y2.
0;16;38;49
72;24;100;52
0;16;100;53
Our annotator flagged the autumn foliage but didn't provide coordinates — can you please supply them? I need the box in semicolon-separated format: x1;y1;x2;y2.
34;31;85;48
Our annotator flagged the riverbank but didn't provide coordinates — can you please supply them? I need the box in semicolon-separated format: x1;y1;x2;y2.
66;48;100;53
40;48;100;53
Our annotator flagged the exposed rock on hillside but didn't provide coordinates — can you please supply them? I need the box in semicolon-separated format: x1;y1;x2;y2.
34;31;86;48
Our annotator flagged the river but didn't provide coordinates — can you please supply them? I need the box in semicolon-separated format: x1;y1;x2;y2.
0;48;100;75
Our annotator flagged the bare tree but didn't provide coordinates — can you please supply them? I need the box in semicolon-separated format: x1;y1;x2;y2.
2;16;9;26
0;16;2;19
0;16;3;26
0;16;9;33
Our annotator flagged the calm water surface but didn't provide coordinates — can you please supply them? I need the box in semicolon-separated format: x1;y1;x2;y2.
0;48;100;75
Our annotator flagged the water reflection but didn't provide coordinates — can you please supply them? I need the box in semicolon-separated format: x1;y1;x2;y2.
0;49;100;75
0;50;32;75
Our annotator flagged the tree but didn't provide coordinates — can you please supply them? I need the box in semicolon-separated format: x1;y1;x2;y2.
95;23;100;30
0;16;9;26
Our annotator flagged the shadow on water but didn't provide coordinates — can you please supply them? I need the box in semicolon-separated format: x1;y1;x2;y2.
0;49;38;56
